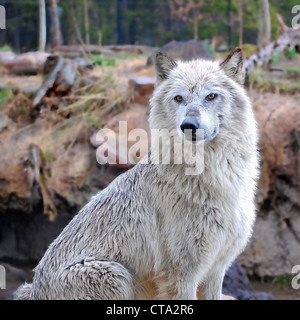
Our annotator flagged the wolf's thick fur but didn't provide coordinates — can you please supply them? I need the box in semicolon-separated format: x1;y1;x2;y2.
14;49;259;300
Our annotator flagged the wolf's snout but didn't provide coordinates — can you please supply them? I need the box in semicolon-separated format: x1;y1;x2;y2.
180;118;200;134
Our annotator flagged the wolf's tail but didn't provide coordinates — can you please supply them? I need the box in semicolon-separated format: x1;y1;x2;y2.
13;283;32;300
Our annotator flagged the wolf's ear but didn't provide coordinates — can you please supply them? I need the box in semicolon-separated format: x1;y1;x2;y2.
155;52;177;83
220;48;245;85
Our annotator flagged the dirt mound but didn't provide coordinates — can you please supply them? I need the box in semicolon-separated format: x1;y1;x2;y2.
239;91;300;277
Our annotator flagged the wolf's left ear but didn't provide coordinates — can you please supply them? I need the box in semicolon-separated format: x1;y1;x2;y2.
155;52;177;83
220;48;245;85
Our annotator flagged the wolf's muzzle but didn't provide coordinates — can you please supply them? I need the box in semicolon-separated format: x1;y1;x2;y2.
180;118;200;141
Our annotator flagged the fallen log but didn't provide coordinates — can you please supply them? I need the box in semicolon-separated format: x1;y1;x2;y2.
50;44;153;58
245;13;300;74
3;51;50;75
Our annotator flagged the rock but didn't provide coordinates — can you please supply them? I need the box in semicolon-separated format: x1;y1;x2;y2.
239;92;300;277
129;76;156;106
222;261;275;300
147;40;214;66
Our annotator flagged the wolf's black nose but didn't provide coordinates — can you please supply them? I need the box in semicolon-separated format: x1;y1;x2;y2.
180;118;200;134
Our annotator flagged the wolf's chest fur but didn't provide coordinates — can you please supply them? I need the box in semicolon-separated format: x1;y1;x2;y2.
133;149;254;299
152;147;252;259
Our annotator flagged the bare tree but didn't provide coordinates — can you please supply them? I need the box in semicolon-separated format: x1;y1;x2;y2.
69;0;84;45
38;0;46;51
258;0;271;47
83;0;90;45
262;0;271;46
169;0;205;41
117;0;124;45
49;0;62;48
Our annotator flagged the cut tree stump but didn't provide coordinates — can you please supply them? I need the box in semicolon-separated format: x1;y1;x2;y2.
33;56;76;108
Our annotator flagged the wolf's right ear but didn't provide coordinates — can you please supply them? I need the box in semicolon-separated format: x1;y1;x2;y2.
155;52;177;83
220;48;245;84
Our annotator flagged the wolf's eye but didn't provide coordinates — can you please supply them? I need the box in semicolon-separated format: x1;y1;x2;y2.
206;93;217;101
174;95;183;103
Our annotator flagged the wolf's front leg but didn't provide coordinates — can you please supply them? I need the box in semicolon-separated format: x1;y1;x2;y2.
202;267;225;300
157;270;199;300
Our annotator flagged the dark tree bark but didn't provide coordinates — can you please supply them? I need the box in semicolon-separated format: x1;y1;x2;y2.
83;0;90;45
128;1;136;45
116;0;123;45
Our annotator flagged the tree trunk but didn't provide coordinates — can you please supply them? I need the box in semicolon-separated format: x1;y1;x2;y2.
193;9;199;41
262;0;271;46
83;0;90;45
128;1;136;45
50;0;62;48
237;0;243;47
257;4;263;47
116;0;123;45
69;1;84;45
38;0;46;51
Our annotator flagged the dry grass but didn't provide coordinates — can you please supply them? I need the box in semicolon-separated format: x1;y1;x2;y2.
249;68;300;95
0;55;151;163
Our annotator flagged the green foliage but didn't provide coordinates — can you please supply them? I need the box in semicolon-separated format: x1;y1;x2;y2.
89;55;116;67
271;52;281;65
85;114;101;128
285;48;298;59
0;89;11;105
116;53;142;60
286;67;300;75
242;44;258;58
249;67;300;95
43;149;56;163
271;275;289;287
202;41;215;56
0;45;14;52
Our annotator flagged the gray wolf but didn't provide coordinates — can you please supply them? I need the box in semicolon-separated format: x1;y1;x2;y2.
14;48;259;300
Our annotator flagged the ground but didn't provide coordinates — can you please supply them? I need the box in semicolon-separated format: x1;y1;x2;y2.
251;279;300;300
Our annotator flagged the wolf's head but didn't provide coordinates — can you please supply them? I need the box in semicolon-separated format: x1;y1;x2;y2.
149;48;251;146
